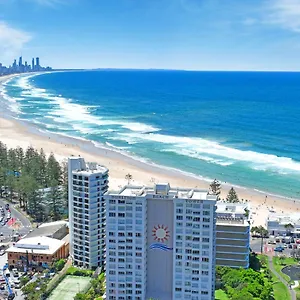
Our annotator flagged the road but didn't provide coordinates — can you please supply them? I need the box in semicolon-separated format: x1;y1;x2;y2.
0;198;32;300
0;198;32;243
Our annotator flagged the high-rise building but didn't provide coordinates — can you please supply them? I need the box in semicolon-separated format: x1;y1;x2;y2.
32;58;35;71
36;57;40;70
13;59;17;71
18;56;22;67
105;183;217;300
68;157;108;269
215;202;250;269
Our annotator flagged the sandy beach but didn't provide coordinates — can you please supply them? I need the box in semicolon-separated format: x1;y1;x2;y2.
1;74;299;227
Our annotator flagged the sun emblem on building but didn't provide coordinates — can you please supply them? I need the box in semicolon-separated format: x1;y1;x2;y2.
152;224;170;243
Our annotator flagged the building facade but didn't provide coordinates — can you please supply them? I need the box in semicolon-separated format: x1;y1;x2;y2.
68;157;108;269
6;236;68;269
215;203;250;269
105;183;217;300
267;213;300;236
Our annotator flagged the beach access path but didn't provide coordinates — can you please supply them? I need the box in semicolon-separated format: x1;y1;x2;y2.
268;256;296;300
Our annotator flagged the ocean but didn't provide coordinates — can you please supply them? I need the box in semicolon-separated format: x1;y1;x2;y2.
1;70;300;199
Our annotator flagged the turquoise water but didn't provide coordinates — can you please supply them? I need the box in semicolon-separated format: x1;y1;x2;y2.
1;70;300;199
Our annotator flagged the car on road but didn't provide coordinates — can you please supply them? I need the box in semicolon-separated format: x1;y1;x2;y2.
5;204;9;210
268;240;276;245
274;246;285;252
0;250;5;256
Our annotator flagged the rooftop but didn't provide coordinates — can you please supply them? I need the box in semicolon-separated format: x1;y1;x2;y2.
25;220;68;239
108;183;217;201
69;156;108;175
216;202;250;215
268;213;300;225
6;236;65;255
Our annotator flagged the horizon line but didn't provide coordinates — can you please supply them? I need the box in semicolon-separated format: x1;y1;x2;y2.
53;67;300;73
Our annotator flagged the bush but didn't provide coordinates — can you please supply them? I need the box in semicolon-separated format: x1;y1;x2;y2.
66;266;93;277
54;259;66;271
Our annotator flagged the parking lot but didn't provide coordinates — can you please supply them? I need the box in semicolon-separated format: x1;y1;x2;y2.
251;235;300;257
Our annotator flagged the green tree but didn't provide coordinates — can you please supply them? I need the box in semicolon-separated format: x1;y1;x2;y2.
54;259;66;271
209;179;221;198
232;289;254;300
15;146;24;168
284;223;294;236
47;183;64;220
46;153;62;186
61;160;68;213
226;187;239;203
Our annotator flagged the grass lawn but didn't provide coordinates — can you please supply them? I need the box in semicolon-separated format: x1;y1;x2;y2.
272;256;297;282
215;289;229;300
272;280;290;300
260;255;291;300
48;275;91;300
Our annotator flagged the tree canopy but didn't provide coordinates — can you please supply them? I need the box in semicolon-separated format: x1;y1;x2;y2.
226;187;240;203
216;266;273;300
0;141;67;222
209;179;221;198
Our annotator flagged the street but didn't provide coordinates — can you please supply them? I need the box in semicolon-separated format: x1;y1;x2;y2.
0;198;32;300
0;199;32;243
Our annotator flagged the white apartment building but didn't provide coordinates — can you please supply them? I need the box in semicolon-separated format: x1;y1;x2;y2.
105;183;217;300
216;202;250;269
68;156;108;269
267;213;300;236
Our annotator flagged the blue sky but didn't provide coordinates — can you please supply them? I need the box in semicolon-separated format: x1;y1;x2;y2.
1;0;300;70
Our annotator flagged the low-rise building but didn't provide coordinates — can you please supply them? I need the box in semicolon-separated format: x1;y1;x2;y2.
267;213;300;236
6;236;69;270
216;202;250;268
25;220;69;240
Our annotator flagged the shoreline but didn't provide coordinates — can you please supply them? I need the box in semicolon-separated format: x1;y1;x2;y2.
1;74;300;227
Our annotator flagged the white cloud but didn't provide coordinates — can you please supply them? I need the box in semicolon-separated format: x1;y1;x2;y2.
0;21;32;62
267;0;300;32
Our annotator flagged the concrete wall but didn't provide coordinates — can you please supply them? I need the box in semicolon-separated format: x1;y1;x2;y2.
146;198;174;300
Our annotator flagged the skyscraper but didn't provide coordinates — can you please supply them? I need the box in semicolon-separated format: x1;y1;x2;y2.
32;58;35;71
105;183;217;300
36;57;40;70
18;56;22;67
68;157;108;269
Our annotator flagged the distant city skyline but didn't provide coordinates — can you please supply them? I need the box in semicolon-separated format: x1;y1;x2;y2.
1;0;300;71
0;56;52;75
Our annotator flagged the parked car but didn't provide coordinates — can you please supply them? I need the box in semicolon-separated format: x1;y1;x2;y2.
0;250;5;256
288;244;293;249
274;246;285;252
12;269;18;277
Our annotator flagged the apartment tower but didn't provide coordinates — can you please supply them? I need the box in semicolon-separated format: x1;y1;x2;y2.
215;202;250;268
68;156;108;269
105;183;217;300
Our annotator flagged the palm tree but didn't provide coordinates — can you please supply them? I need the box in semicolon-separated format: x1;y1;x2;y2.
125;173;132;185
251;226;269;253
